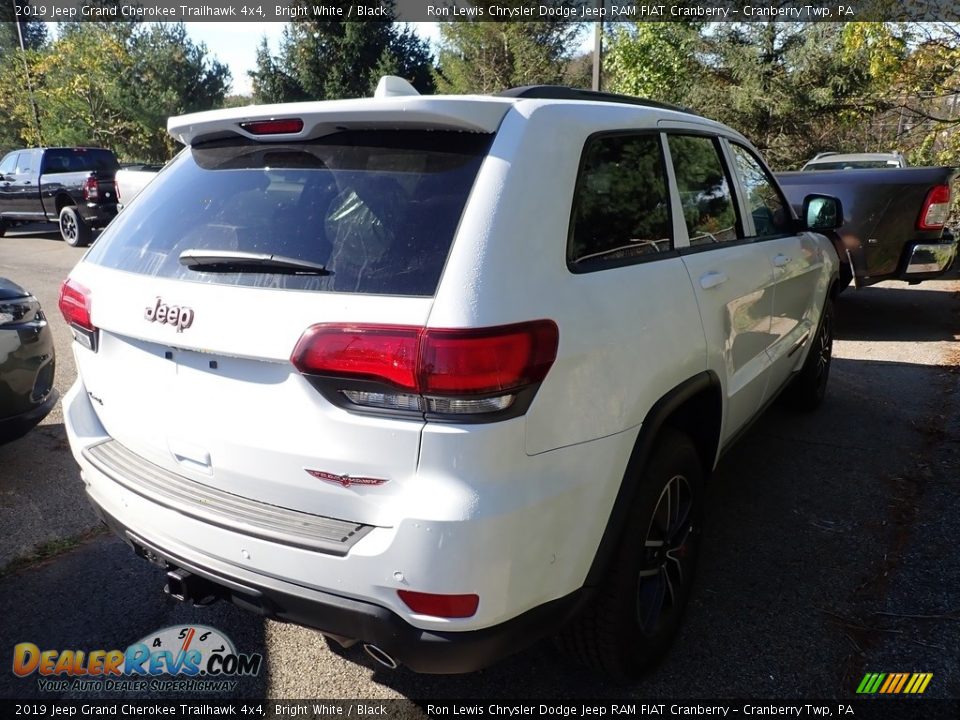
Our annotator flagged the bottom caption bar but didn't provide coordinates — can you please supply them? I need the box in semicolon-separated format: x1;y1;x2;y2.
3;700;960;719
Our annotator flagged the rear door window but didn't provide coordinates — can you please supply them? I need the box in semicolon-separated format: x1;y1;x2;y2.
667;135;741;247
729;144;792;238
85;131;492;297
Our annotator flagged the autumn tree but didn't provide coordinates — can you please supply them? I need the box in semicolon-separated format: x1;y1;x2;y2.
0;22;229;160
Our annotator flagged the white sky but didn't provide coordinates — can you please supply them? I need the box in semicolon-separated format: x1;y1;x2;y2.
185;22;443;96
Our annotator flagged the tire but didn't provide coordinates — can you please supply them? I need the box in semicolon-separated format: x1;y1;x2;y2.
0;218;7;237
558;428;704;681
783;299;833;412
59;205;91;247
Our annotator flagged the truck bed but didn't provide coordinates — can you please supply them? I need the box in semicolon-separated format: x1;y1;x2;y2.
777;166;957;287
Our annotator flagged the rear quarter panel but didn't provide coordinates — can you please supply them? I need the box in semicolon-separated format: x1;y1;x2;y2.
429;102;708;456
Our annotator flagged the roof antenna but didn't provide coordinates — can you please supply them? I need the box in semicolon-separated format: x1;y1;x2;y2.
374;76;420;99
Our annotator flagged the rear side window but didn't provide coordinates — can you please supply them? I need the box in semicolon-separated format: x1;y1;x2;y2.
42;149;119;173
667;135;740;247
85;131;492;297
568;134;673;271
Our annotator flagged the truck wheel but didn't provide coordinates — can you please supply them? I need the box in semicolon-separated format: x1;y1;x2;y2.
59;206;91;247
783;299;833;412
558;428;704;681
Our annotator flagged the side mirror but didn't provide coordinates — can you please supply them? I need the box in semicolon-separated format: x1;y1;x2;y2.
802;194;843;231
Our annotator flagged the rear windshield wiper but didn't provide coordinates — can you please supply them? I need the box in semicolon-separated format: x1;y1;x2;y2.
179;250;332;276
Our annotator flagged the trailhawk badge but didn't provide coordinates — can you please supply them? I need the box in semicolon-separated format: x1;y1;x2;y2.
145;297;194;332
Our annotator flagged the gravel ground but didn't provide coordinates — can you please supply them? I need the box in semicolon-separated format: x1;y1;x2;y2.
1;230;958;705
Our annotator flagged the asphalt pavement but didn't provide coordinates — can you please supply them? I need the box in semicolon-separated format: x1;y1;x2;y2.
1;228;958;703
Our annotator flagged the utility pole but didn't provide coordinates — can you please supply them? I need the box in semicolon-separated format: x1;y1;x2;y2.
13;2;44;145
591;8;603;92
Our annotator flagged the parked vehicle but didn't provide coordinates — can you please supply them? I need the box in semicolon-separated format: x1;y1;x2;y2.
778;165;956;289
59;78;841;680
801;151;907;171
0;147;120;246
116;164;163;209
0;278;57;444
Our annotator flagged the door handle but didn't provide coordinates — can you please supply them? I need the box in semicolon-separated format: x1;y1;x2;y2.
699;271;728;290
773;254;791;268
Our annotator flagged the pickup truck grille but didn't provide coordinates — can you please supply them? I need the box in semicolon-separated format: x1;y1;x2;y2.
82;440;374;555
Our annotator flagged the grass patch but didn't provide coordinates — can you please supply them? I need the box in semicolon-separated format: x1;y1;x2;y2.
0;525;108;578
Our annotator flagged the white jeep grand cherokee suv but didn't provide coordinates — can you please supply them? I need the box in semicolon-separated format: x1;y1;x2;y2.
60;79;841;680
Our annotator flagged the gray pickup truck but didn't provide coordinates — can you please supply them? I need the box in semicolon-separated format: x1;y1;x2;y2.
778;165;957;289
0;147;120;246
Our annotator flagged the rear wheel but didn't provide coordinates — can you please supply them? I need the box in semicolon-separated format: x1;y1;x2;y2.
0;218;7;237
558;428;704;681
783;300;833;411
59;206;91;247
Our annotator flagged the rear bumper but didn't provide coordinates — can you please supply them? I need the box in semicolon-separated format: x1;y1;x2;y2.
87;499;585;673
77;201;118;228
900;234;957;279
62;374;635;672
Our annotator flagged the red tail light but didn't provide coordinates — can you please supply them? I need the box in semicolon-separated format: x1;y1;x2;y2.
239;118;304;135
918;185;951;230
82;176;98;201
59;278;98;351
291;320;559;418
397;590;479;618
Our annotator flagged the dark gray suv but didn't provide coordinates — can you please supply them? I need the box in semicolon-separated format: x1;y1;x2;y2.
0;277;57;443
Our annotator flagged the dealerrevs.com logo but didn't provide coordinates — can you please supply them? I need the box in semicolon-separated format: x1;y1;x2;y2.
13;625;261;693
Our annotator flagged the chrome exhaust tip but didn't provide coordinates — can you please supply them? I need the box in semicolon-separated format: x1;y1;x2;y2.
363;643;399;669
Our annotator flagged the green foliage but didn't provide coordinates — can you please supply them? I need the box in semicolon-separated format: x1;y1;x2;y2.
434;11;584;94
605;22;960;171
250;3;434;103
0;22;229;161
606;22;702;103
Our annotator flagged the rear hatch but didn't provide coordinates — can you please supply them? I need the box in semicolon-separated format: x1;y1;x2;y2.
66;129;493;527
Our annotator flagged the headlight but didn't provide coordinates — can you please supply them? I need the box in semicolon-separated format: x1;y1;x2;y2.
0;297;42;326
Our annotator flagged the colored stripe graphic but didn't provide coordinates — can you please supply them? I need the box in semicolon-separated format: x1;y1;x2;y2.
857;672;932;694
892;673;909;693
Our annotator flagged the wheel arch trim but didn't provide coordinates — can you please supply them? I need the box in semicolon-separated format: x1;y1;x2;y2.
583;370;721;588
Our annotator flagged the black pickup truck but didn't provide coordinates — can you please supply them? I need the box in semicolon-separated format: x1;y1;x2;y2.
778;166;957;289
0;147;120;246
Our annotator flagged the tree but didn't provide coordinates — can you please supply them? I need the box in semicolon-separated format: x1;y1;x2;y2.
0;3;48;151
125;23;231;158
606;22;703;103
435;17;584;94
0;22;229;161
0;2;48;54
249;4;434;103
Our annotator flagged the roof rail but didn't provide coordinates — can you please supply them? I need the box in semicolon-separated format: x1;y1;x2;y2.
497;86;697;115
811;151;841;160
